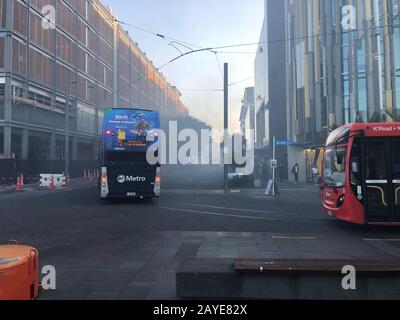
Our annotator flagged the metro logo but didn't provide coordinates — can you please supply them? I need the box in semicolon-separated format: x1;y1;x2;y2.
117;175;146;184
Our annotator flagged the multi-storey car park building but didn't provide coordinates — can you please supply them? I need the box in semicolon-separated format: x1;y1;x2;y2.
256;0;400;182
0;0;188;164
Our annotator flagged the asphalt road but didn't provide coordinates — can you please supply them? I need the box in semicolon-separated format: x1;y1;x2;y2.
1;165;400;299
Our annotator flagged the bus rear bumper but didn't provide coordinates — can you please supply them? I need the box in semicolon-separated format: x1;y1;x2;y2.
101;192;159;200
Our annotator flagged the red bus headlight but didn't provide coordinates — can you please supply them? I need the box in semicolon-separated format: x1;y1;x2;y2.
337;195;345;208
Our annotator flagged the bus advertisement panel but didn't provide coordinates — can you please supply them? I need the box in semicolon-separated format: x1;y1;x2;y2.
99;108;161;200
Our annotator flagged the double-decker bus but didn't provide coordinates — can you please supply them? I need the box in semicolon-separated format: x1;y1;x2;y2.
99;108;161;200
321;122;400;225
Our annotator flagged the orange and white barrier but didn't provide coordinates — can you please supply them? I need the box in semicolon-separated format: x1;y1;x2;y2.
39;174;66;189
0;241;40;300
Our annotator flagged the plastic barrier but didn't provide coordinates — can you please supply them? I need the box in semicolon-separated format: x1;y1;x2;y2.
15;176;22;192
0;242;39;300
39;174;66;189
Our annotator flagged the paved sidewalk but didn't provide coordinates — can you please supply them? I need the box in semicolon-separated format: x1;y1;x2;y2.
37;229;400;300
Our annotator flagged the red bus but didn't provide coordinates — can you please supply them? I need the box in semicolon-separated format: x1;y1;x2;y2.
321;123;400;225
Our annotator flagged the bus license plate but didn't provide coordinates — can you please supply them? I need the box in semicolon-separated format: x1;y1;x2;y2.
127;192;137;197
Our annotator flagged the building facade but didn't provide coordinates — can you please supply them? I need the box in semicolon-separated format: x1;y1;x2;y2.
257;0;400;182
239;87;255;143
286;0;400;182
255;0;288;182
0;0;188;162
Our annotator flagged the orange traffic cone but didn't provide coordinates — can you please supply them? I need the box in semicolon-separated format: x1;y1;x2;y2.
49;176;54;191
15;176;21;192
20;174;24;189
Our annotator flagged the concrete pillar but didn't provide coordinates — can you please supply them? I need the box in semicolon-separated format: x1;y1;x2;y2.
50;132;56;160
382;0;393;120
21;128;29;159
348;0;355;123
94;106;99;161
365;0;375;119
93;140;99;161
334;2;344;125
113;19;119;108
72;136;78;161
372;0;384;112
3;0;13;159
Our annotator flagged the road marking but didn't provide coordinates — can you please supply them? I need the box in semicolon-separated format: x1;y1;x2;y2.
272;236;317;240
181;203;293;215
363;238;400;242
159;206;278;222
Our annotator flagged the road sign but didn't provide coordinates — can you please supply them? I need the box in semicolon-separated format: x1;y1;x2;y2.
271;159;278;168
265;179;280;197
276;140;293;146
265;179;274;195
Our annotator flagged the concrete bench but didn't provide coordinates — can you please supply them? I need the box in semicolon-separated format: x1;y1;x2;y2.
176;258;400;300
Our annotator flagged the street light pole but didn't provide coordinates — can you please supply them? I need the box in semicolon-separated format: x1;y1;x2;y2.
223;63;229;190
65;80;70;176
272;136;276;197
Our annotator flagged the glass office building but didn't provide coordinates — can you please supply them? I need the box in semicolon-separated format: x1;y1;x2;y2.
285;0;400;148
0;0;188;161
256;0;400;182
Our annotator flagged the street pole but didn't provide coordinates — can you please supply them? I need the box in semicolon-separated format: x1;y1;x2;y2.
272;136;276;197
65;80;70;176
223;63;229;190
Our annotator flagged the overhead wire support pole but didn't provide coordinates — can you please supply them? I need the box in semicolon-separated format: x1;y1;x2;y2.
224;63;229;191
65;79;70;177
272;136;276;197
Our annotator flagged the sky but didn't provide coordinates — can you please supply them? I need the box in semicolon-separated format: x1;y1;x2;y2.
102;0;265;133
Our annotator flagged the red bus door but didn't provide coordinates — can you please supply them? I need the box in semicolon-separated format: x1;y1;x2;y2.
391;141;400;221
363;140;395;222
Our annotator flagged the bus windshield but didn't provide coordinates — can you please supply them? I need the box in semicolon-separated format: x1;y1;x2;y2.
324;147;347;188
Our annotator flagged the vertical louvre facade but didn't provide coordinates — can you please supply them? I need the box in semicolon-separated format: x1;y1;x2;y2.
257;0;400;182
286;0;400;148
0;0;188;160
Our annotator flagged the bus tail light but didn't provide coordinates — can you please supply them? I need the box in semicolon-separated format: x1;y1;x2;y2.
100;167;109;199
154;168;161;197
155;173;161;186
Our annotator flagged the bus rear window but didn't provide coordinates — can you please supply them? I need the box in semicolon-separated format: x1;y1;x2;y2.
106;152;148;163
